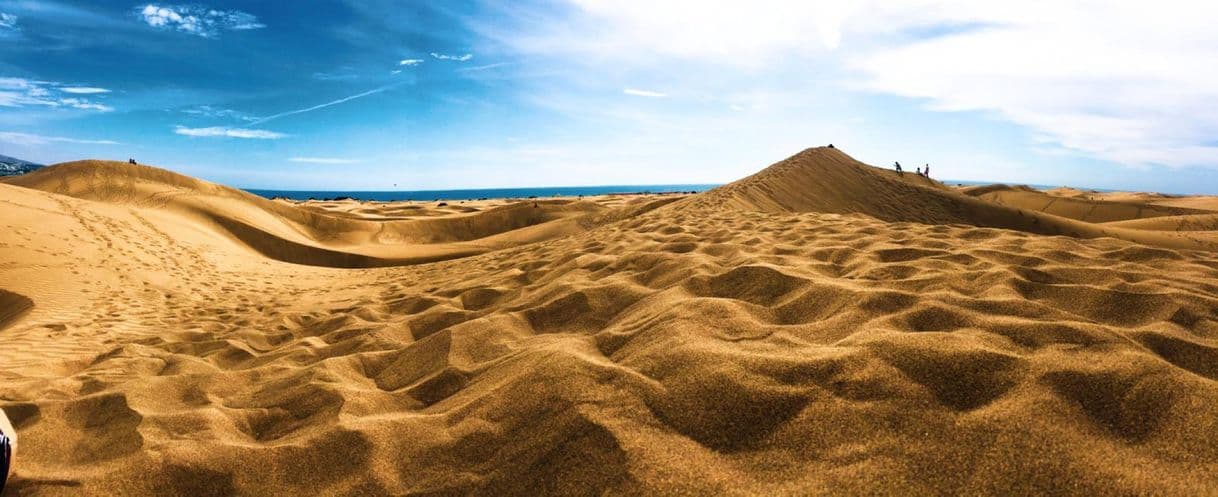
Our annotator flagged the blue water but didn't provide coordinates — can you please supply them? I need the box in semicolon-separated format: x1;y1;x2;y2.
246;180;1125;202
247;184;721;201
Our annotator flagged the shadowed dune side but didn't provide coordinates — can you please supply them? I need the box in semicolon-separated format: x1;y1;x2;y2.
689;147;1218;250
0;289;33;331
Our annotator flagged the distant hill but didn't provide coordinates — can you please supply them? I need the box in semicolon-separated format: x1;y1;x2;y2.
686;146;1215;250
0;154;44;176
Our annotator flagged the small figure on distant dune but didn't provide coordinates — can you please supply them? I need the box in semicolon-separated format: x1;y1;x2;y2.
828;143;835;149
128;158;137;165
916;166;922;176
924;164;930;178
894;161;903;175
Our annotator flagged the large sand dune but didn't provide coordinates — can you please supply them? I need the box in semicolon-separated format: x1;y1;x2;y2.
2;147;1218;495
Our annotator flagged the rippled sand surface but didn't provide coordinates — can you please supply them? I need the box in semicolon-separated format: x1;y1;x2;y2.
2;147;1217;495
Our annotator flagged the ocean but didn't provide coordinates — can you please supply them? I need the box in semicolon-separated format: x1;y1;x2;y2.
247;184;722;201
246;180;1125;202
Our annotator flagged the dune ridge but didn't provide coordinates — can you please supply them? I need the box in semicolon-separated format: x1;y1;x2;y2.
2;161;624;267
692;147;1218;250
1;148;1218;495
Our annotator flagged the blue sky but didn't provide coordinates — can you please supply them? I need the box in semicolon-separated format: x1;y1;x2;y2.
2;1;1217;193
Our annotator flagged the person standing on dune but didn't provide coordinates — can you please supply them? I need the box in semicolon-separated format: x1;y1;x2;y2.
924;164;930;178
894;161;903;175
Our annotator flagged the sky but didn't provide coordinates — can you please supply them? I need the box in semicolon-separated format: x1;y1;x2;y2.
2;1;1218;193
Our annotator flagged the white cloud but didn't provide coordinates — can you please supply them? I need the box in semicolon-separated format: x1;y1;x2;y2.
173;126;286;139
0;77;113;111
623;88;667;98
399;58;424;66
457;62;512;73
59;87;110;94
288;157;361;164
0;12;17;30
0;131;118;145
58;98;113;112
430;52;473;61
181;105;258;122
845;1;1218;168
136;4;264;37
497;1;1218;169
486;1;852;65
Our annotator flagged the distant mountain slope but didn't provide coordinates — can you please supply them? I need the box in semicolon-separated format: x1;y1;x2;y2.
0;154;44;176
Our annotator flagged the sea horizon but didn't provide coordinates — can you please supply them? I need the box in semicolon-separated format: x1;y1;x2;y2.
246;179;1128;202
247;183;722;201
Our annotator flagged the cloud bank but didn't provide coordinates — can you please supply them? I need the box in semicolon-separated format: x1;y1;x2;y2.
526;0;1218;169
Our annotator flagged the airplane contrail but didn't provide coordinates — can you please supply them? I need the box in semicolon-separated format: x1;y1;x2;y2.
248;82;406;126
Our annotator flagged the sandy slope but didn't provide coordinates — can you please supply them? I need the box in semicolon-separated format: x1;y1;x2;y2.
2;148;1218;495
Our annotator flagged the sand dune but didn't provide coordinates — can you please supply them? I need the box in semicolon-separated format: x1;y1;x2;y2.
961;184;1209;223
2;161;648;268
694;147;1218;250
3;147;1218;495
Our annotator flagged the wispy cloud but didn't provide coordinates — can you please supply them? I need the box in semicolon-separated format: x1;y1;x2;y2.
623;88;667;98
173;126;285;139
0;77;113;111
181;105;258;122
430;52;473;61
248;83;405;125
457;62;512;72
0;12;17;30
0;131;118;145
136;4;264;38
288;157;361;164
58;98;113;111
59;87;110;94
312;71;359;82
399;58;424;66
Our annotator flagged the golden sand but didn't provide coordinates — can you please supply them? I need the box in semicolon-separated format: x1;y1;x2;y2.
1;147;1217;495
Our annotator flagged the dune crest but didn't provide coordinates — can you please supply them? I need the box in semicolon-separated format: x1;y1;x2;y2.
2;149;1218;495
693;147;1218;250
2;160;657;267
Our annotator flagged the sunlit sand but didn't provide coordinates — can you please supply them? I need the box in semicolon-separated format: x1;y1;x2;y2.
2;147;1218;495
